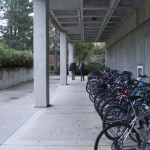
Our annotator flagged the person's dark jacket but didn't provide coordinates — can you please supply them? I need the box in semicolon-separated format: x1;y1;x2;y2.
79;63;85;73
70;62;76;71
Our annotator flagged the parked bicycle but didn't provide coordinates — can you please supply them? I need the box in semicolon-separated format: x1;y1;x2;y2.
86;68;150;150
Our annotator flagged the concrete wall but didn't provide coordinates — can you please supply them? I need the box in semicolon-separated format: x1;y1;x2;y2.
0;67;33;90
105;0;150;79
106;0;150;47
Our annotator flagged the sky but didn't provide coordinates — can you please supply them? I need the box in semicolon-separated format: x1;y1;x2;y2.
0;11;7;26
0;0;33;37
0;0;33;26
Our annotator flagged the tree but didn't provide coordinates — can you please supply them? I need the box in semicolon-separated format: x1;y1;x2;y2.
0;0;33;51
49;23;60;70
74;42;105;65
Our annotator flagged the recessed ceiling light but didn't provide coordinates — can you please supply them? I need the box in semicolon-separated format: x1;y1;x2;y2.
92;17;97;21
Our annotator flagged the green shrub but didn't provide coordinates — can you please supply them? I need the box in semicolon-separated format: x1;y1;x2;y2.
49;65;54;71
0;43;33;68
75;63;104;75
85;63;104;75
54;66;60;75
75;66;80;75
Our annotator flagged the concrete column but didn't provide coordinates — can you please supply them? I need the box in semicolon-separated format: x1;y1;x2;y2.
68;43;74;76
105;48;108;67
34;0;49;107
60;32;67;85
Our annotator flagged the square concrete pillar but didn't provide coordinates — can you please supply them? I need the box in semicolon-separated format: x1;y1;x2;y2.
68;43;74;76
34;0;49;107
60;32;67;85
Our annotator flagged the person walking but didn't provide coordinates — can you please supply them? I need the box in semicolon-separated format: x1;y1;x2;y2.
69;61;76;80
79;61;85;81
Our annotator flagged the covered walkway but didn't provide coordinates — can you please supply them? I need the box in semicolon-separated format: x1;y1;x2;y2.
33;0;149;108
0;77;101;150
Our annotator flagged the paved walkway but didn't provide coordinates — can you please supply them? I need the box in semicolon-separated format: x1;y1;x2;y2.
0;76;101;150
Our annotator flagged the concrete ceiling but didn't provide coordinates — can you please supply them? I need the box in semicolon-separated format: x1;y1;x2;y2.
49;0;143;42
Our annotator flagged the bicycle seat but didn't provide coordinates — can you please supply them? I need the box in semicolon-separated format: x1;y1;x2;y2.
128;96;142;101
123;71;132;75
139;75;148;78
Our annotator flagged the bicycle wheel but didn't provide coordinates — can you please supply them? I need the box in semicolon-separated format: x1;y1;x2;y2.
86;79;99;94
99;99;116;120
89;90;95;102
94;92;108;112
103;105;127;129
86;81;91;93
103;106;139;142
98;94;116;114
94;123;140;150
98;95;111;109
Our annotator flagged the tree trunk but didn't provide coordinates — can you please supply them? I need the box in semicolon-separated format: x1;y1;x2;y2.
9;0;13;38
14;28;17;36
54;43;57;71
79;51;81;65
21;37;23;51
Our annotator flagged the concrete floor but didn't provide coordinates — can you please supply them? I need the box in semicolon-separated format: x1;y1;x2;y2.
0;76;101;150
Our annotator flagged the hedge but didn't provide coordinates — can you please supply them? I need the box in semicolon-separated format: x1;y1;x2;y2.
75;63;104;75
48;63;104;75
0;44;33;68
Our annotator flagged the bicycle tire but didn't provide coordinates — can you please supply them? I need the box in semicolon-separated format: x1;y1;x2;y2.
94;122;140;150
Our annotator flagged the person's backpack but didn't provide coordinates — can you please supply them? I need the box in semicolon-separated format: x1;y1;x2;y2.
80;64;84;71
69;63;72;71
